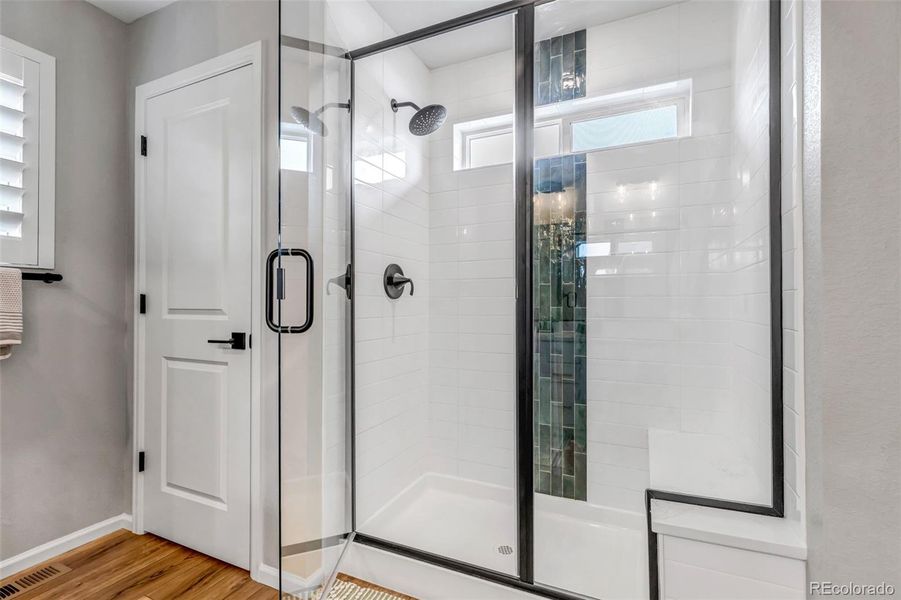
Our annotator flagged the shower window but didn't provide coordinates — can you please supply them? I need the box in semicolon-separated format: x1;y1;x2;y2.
280;129;311;173
461;121;560;169
455;79;690;171
467;126;514;169
570;103;680;152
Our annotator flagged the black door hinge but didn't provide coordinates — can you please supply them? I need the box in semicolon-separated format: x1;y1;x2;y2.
344;263;353;300
138;451;145;472
140;135;147;156
139;293;146;314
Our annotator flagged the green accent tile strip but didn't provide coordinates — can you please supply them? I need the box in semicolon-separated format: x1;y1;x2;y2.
533;153;587;501
534;30;587;106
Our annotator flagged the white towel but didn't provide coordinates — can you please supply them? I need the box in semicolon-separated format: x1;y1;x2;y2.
0;268;23;360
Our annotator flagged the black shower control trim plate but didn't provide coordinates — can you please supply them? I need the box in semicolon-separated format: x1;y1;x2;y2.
383;264;414;299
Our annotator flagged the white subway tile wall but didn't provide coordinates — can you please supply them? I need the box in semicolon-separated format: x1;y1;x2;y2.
425;49;517;488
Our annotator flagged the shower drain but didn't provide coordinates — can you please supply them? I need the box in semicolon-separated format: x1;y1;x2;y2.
497;545;514;556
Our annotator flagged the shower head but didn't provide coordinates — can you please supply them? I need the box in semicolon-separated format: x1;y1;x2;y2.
290;106;328;137
391;98;447;136
289;102;350;137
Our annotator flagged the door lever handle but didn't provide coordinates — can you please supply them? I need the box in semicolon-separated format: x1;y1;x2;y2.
207;332;247;350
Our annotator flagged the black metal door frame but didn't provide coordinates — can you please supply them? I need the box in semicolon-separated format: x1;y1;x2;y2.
290;0;787;598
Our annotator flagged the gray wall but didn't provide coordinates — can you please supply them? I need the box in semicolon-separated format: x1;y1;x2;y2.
0;0;280;564
804;0;901;590
0;1;130;560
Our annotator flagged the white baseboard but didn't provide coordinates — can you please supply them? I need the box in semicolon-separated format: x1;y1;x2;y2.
254;563;280;589
0;513;133;579
255;562;320;595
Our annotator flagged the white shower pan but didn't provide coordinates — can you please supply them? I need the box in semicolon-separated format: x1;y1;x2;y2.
359;473;648;599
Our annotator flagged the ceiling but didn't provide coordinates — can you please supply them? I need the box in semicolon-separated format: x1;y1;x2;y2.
368;0;682;69
86;0;178;23
368;0;500;39
84;0;681;64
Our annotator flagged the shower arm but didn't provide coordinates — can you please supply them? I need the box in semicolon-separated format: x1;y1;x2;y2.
391;99;421;113
313;101;351;116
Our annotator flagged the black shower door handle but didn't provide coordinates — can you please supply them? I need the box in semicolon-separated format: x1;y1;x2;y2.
266;248;314;333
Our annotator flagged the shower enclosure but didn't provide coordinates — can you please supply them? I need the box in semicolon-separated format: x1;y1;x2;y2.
278;0;782;597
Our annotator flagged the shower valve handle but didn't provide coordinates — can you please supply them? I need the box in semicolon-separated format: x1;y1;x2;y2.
390;274;414;295
384;264;414;299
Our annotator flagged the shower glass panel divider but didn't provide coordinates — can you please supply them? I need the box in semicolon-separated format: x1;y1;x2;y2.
277;15;355;599
278;0;785;598
514;2;536;588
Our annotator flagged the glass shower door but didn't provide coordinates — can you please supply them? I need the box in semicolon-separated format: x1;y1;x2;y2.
278;9;353;597
351;13;521;576
531;0;775;597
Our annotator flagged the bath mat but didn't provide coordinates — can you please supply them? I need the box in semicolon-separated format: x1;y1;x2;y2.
316;573;417;600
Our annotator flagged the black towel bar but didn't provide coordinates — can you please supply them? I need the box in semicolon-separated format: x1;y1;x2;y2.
21;272;63;283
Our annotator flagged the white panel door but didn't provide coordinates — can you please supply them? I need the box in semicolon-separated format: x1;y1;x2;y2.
142;65;253;569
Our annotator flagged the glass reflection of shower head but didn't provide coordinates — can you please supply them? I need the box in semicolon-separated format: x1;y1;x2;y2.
390;98;447;136
290;101;350;137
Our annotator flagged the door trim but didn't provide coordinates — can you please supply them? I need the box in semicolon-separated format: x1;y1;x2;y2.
132;41;264;578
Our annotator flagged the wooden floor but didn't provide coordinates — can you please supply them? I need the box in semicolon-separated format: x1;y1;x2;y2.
0;529;276;599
